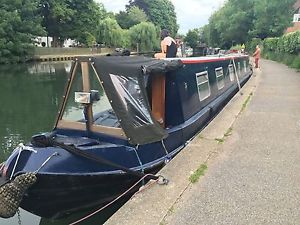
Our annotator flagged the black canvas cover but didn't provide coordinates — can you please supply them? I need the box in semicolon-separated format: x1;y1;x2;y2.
92;56;182;145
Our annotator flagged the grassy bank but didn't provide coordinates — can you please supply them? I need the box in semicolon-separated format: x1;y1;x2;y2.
263;51;300;71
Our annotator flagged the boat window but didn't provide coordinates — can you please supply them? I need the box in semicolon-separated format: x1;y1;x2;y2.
61;64;85;122
215;67;225;90
109;74;154;127
89;67;118;128
228;64;235;82
196;71;210;101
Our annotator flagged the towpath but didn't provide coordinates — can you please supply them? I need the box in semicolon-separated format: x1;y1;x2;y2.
105;59;300;225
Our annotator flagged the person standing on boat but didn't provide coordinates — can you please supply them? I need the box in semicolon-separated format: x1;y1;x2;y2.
155;29;177;59
253;45;261;68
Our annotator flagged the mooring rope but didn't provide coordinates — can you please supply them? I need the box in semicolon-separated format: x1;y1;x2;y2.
69;173;168;225
43;138;159;180
10;144;37;180
133;145;144;174
161;139;171;164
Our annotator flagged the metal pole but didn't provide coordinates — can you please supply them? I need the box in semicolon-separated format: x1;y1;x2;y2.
232;57;242;93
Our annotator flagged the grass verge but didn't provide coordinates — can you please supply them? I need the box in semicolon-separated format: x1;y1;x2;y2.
241;92;253;112
189;164;208;183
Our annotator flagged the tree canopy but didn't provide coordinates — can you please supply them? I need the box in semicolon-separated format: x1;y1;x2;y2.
199;0;296;48
251;0;296;39
185;29;200;49
0;0;44;63
129;22;159;51
116;6;148;29
41;0;108;47
97;18;127;48
126;0;178;36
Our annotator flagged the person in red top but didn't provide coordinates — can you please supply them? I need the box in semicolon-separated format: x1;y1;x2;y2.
253;45;261;68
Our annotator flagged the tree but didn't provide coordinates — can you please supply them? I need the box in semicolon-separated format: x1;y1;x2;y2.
185;29;199;49
116;6;148;29
40;0;74;46
41;0;107;46
205;12;222;47
97;18;129;48
0;0;45;63
201;0;295;48
251;0;295;39
204;0;254;48
126;0;178;36
129;22;159;51
66;1;106;45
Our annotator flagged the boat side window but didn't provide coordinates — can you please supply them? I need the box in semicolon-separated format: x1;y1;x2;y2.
89;67;118;128
228;64;235;82
196;71;211;101
61;64;118;128
215;67;225;90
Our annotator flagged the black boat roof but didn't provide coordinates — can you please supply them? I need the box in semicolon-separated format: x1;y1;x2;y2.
91;55;183;78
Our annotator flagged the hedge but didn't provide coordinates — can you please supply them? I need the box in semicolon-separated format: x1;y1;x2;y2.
246;38;262;54
263;51;300;69
263;31;300;54
247;31;300;70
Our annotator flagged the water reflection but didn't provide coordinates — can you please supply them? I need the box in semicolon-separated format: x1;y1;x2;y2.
0;62;68;225
0;62;69;162
27;63;72;75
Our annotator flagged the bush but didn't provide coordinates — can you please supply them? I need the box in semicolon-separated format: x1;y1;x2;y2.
261;31;300;70
263;37;279;52
264;31;300;54
263;51;300;70
246;38;262;54
291;55;300;69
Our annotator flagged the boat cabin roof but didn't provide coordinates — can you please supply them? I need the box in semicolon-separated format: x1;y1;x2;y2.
54;54;249;145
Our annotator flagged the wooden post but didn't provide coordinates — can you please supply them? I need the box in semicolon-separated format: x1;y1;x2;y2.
81;62;93;129
151;74;166;127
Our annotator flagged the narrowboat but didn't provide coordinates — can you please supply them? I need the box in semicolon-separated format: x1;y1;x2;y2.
0;54;252;218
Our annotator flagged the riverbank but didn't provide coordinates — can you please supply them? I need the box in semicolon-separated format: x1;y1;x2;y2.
31;47;112;62
105;59;300;225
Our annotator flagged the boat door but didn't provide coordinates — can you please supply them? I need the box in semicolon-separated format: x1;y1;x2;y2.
151;73;166;128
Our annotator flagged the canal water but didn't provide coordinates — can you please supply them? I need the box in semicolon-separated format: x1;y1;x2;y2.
0;62;121;225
